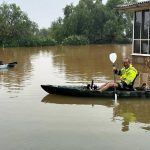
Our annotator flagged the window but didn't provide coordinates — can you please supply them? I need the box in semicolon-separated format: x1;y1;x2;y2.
134;40;140;53
141;40;149;54
133;10;150;54
134;11;141;39
149;40;150;52
149;11;150;39
141;10;149;39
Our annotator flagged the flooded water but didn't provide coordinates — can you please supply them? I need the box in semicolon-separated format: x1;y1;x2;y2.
0;45;150;150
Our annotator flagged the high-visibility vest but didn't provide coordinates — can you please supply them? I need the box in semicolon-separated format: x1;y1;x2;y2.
119;64;138;85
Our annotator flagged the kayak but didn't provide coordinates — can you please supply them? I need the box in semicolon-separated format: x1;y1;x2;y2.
41;84;150;98
0;62;17;69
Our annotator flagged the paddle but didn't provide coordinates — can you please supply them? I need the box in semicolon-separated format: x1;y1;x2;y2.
109;53;117;101
90;80;94;89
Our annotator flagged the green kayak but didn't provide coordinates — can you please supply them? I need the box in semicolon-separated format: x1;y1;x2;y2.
41;84;150;98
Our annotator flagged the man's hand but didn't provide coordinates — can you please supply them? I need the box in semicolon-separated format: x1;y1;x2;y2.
113;67;117;72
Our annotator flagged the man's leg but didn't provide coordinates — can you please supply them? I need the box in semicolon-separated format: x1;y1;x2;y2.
99;82;118;92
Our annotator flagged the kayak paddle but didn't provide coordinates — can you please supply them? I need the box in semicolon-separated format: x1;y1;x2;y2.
109;53;117;65
109;53;117;101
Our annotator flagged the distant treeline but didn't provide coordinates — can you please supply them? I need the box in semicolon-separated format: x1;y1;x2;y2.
0;0;137;47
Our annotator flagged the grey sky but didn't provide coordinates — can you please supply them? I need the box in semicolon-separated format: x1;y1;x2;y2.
0;0;145;29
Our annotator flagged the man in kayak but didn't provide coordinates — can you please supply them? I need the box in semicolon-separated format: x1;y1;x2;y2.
99;58;138;92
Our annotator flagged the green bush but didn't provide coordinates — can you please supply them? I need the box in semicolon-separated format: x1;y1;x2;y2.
62;35;89;45
41;38;57;46
18;38;57;47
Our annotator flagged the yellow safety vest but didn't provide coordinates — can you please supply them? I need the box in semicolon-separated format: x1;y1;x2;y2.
120;64;138;85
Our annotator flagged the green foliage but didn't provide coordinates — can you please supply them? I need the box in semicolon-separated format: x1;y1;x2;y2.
49;0;137;44
0;2;39;47
61;0;107;43
63;4;74;18
37;28;57;46
40;38;57;46
62;35;89;45
49;17;64;44
0;0;138;47
105;0;137;43
106;0;123;9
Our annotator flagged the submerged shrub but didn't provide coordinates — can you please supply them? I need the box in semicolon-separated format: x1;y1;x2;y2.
62;35;89;45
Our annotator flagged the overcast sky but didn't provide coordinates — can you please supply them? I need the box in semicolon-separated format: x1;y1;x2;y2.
0;0;146;29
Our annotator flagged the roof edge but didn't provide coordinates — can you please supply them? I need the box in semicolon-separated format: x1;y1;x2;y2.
116;1;150;12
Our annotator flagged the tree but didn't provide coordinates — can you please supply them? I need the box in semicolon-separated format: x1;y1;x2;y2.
63;4;74;18
0;0;138;47
42;0;138;44
50;17;64;44
62;0;107;43
105;0;137;43
0;2;39;47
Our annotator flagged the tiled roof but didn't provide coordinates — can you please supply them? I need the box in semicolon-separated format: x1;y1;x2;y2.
116;0;150;11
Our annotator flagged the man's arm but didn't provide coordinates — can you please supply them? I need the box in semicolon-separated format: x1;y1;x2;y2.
113;67;121;75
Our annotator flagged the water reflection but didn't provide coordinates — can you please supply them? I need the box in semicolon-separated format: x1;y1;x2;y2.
42;94;150;132
1;45;150;92
0;45;130;95
114;99;150;132
50;45;125;83
1;45;150;149
42;94;112;106
0;47;34;96
1;45;150;123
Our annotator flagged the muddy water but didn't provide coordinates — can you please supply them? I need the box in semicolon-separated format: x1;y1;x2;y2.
0;45;150;150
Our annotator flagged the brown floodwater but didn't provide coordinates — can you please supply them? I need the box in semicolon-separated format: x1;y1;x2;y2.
0;45;150;150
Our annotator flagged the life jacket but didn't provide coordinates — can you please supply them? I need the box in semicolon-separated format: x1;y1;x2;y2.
119;64;138;86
